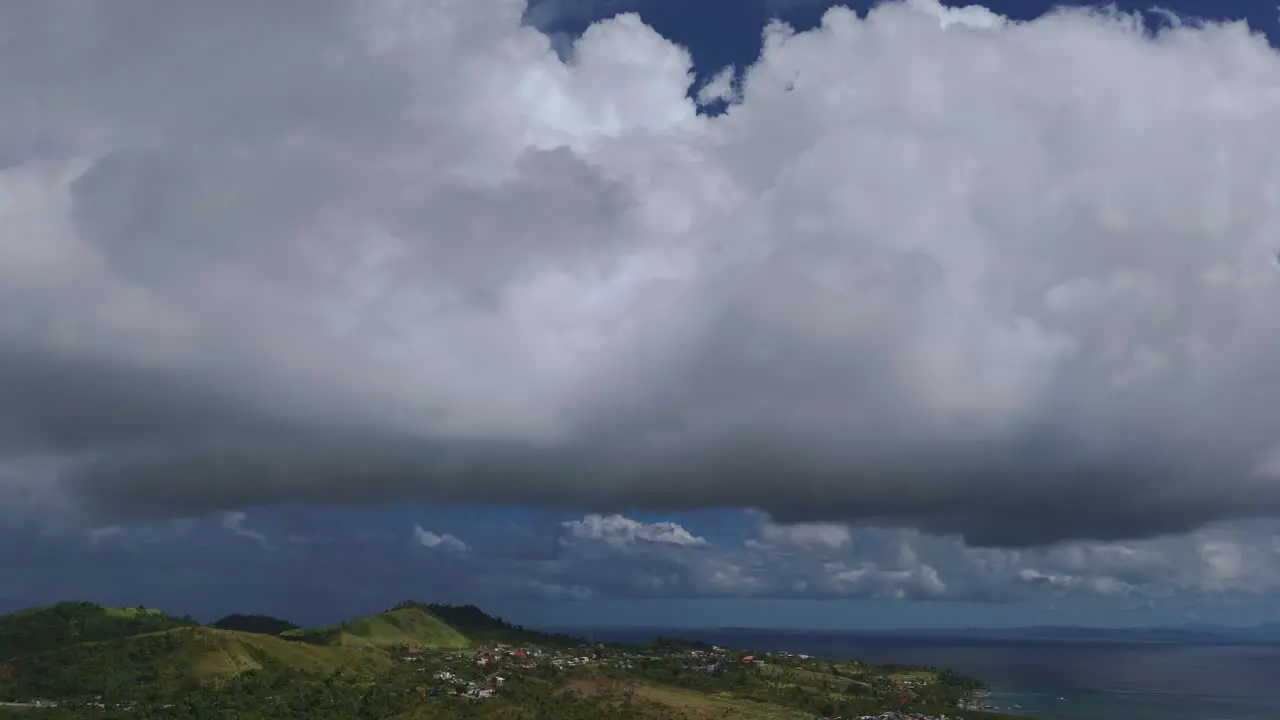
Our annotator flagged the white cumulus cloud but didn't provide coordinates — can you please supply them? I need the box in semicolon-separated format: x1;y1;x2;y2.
412;524;467;552
561;514;708;548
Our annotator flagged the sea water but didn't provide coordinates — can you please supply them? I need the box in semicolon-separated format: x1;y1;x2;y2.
985;687;1276;720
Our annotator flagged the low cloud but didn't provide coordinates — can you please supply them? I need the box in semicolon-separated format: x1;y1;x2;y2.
221;512;273;550
563;516;1280;603
561;514;708;549
4;511;1280;619
412;524;467;552
2;1;1280;547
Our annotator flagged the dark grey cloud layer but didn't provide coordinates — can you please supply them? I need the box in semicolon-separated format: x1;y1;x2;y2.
4;0;1280;547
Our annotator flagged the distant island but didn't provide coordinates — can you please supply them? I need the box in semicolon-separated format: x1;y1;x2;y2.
916;622;1280;644
0;600;1036;719
706;622;1280;645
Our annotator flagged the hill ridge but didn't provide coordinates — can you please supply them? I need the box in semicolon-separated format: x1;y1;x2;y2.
283;604;471;650
211;613;300;636
0;625;393;702
0;601;197;660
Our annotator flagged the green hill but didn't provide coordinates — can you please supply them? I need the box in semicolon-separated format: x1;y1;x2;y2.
0;601;1025;720
283;604;471;650
211;613;300;635
0;626;392;702
0;602;196;659
419;602;580;646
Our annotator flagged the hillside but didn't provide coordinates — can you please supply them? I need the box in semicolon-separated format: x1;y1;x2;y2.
0;629;1023;719
0;626;392;702
283;604;471;650
410;602;580;646
211;613;300;635
0;602;196;659
0;601;1024;719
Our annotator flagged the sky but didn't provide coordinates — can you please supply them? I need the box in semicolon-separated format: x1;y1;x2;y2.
5;0;1280;629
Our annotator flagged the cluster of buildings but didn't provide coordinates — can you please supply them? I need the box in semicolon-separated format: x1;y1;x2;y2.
401;641;982;718
844;707;962;712
427;668;505;699
406;644;586;699
401;641;769;700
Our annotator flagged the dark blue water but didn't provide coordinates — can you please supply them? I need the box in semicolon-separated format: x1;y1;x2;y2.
561;627;1280;720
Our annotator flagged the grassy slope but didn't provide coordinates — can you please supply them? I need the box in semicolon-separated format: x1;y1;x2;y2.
559;675;812;720
633;684;814;720
284;606;471;650
0;602;195;659
559;668;1037;720
0;627;392;701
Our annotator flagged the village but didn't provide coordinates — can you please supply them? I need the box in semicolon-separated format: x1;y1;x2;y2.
397;640;983;720
402;641;802;698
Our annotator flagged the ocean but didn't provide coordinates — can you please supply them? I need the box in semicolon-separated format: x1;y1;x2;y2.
562;627;1280;720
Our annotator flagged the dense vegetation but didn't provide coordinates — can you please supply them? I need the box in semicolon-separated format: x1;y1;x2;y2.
210;614;299;636
414;602;581;647
2;669;670;720
0;603;195;659
0;627;391;702
0;600;1039;720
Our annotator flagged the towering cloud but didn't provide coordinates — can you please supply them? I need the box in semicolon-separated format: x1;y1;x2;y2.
2;0;1280;546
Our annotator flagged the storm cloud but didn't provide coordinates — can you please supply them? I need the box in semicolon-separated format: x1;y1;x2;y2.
3;0;1280;546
